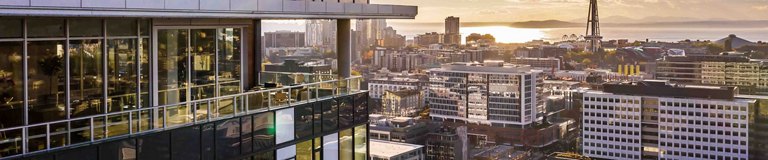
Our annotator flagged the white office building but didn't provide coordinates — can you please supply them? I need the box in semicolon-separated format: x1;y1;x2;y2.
426;61;545;127
582;80;752;160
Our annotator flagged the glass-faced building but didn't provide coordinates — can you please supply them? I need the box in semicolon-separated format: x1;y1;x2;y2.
0;0;417;159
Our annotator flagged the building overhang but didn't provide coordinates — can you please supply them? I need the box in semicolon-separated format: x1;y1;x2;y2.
0;0;417;19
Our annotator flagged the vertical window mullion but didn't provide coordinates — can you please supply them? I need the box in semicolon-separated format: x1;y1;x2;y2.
21;18;29;155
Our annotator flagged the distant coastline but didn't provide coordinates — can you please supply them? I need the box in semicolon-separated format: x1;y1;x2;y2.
390;20;768;29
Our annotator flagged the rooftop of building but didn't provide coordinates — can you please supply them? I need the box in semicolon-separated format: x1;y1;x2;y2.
596;80;740;100
385;89;420;97
369;139;424;158
511;57;561;61
430;61;540;74
660;54;768;63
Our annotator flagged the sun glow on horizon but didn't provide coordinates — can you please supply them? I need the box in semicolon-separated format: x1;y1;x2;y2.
460;26;547;44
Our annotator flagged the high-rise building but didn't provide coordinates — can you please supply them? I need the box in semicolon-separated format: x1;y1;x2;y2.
306;19;337;50
509;57;562;71
264;30;306;48
444;16;461;45
0;1;417;159
426;61;545;127
656;54;768;95
582;80;751;160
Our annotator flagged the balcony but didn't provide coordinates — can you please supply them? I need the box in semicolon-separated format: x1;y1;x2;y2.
0;76;365;159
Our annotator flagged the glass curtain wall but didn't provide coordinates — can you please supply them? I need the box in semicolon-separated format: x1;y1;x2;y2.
157;28;243;126
0;18;153;156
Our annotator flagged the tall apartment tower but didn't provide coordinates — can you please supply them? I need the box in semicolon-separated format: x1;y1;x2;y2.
426;61;545;127
0;0;417;159
444;16;462;45
582;80;751;160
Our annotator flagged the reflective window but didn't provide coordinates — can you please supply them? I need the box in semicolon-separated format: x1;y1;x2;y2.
137;131;170;160
0;129;22;157
190;29;217;101
339;97;354;128
354;125;368;159
276;108;295;144
323;133;339;160
171;126;201;160
158;29;189;106
277;145;296;160
107;39;138;112
340;129;353;160
254;112;275;151
139;38;150;108
0;19;22;38
296;103;314;139
28;40;66;124
69;39;105;118
0;42;24;128
107;19;137;37
215;118;241;159
241;115;253;154
69;19;103;37
354;93;368;123
296;140;313;160
323;99;338;132
27;19;65;38
98;139;136;160
201;123;215;160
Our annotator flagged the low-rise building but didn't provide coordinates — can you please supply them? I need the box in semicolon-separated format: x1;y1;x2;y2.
381;90;423;117
425;126;469;160
370;139;425;160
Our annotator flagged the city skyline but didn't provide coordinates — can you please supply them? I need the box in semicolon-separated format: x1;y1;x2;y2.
372;0;768;23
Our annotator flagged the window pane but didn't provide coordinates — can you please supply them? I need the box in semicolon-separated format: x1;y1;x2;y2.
354;93;368;123
276;108;295;144
323;133;339;160
139;38;150;108
339;97;353;128
107;39;138;112
137;131;170;160
254;112;275;151
217;28;241;96
28;40;66;124
241;116;253;154
216;118;241;159
190;29;216;100
296;140;312;160
139;19;150;36
276;145;296;160
0;42;24;129
354;125;367;159
0;129;22;157
98;139;136;160
107;19;137;37
0;19;22;38
69;39;105;118
201;123;215;160
253;151;274;160
28;19;65;38
171;125;201;160
323;99;338;132
340;129;353;160
69;19;103;37
158;29;189;105
295;103;313;139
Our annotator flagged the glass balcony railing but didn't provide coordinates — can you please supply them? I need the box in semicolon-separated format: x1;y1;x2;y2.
0;75;363;158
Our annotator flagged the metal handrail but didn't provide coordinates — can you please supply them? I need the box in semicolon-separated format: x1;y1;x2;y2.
0;76;363;158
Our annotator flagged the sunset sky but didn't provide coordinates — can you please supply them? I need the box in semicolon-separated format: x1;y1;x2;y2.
371;0;768;23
